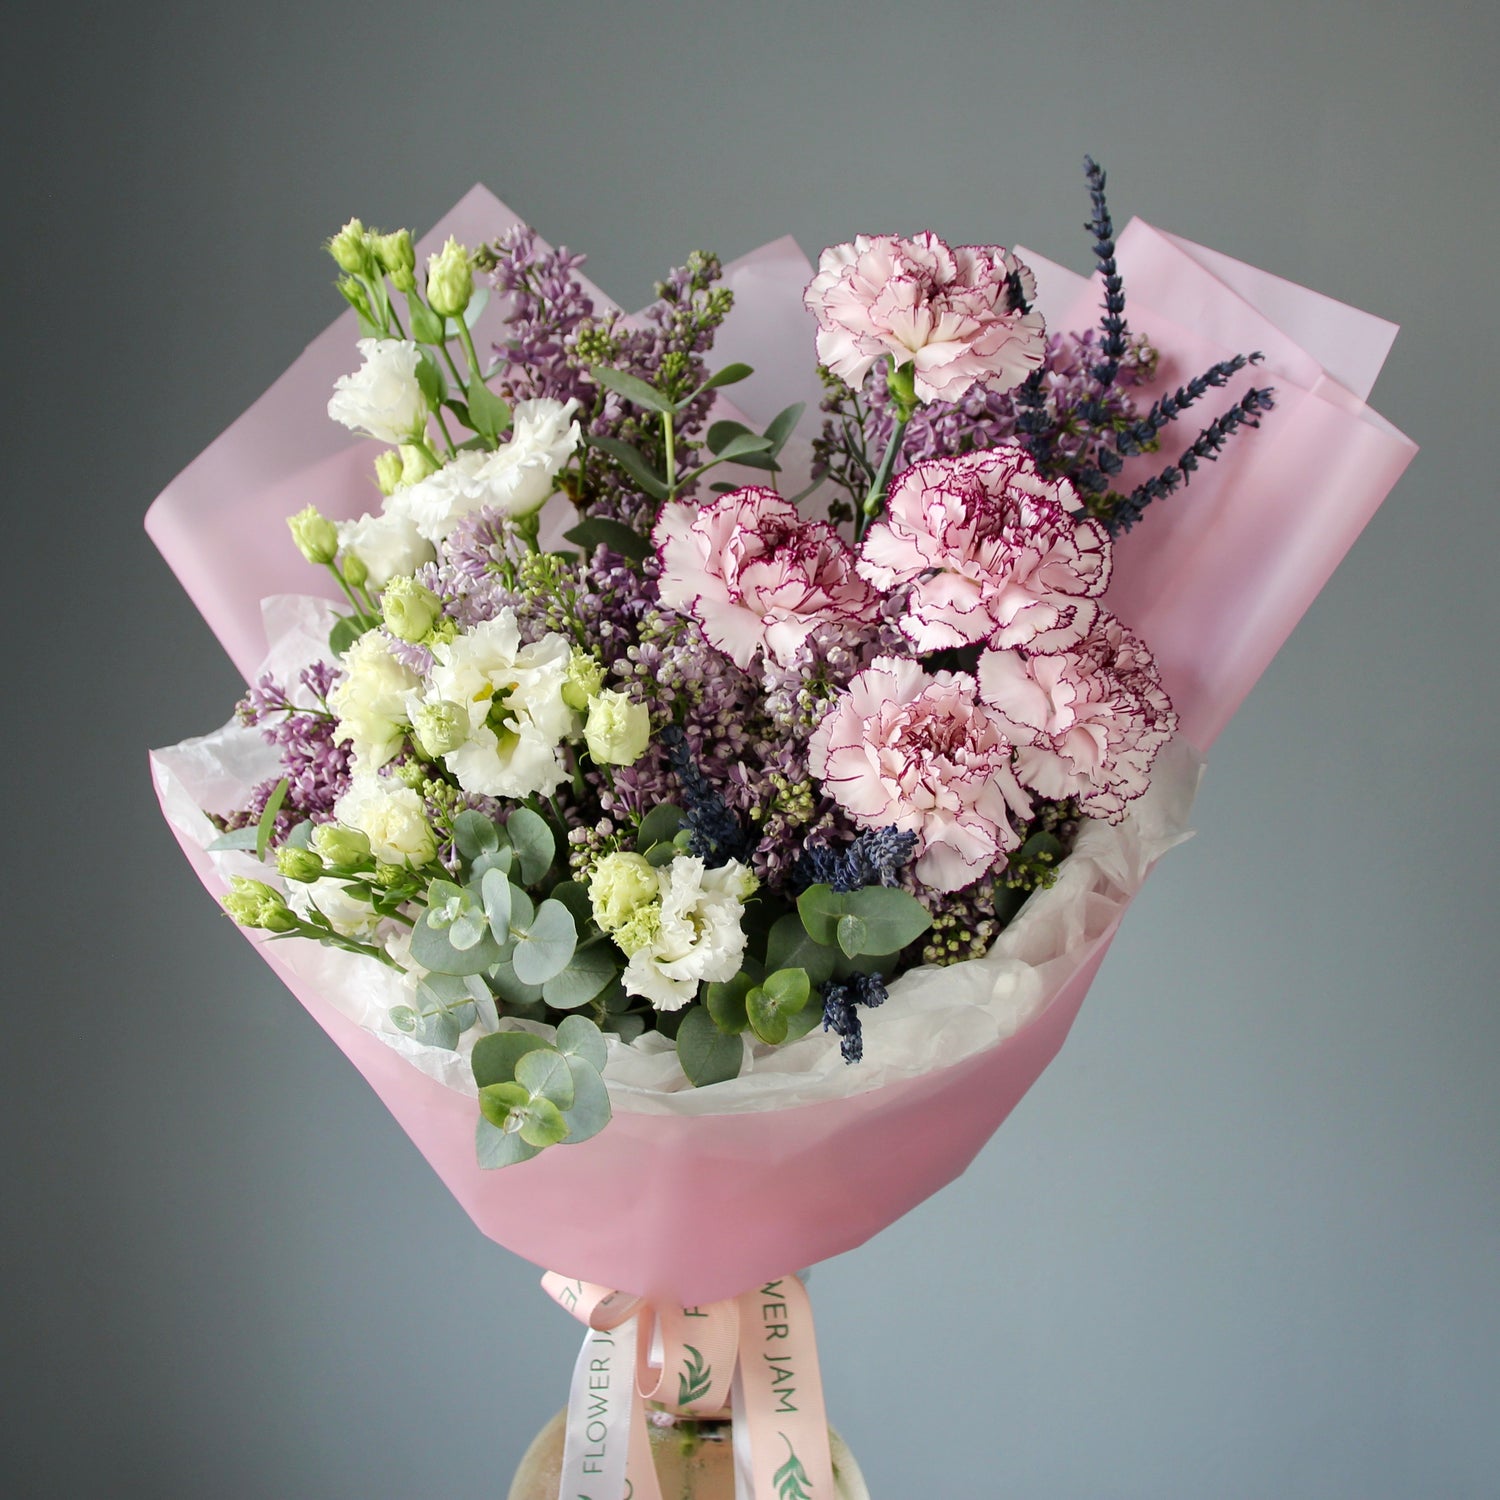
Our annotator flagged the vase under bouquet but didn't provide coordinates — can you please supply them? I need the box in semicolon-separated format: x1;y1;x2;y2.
149;162;1415;1498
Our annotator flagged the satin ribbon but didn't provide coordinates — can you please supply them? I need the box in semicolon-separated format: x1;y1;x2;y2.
542;1271;834;1500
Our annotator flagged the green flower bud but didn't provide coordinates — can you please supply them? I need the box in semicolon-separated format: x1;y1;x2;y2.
310;823;372;871
584;690;651;767
589;851;660;936
275;846;325;883
337;275;373;319
328;218;371;274
373;228;415;281
425;236;473;318
412;699;468;758
400;443;440;486
221;876;296;932
381;575;442;642
342;550;369;590
613;904;662;958
374;862;406;889
562;650;606;712
374;449;405;496
288;505;339;565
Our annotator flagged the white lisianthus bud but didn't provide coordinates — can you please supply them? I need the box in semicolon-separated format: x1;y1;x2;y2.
381;575;442;643
286;876;381;938
328;217;370;274
288;505;339;565
399;442;440;486
328;339;428;445
334;774;438;867
374;450;405;496
328;631;419;768
425;236;473;318
584;690;651;767
310;824;372;870
562;650;605;712
373;228;415;290
411;699;468;759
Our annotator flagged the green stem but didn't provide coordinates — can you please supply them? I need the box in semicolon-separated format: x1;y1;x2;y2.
859;412;911;538
663;409;678;495
324;561;372;624
431;407;459;458
457;319;485;388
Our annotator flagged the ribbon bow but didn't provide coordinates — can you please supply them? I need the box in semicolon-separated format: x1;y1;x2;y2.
542;1271;835;1500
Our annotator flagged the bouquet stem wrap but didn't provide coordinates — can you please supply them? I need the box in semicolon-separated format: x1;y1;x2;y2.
542;1271;832;1500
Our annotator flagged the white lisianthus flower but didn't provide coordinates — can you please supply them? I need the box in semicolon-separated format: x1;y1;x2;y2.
327;338;428;444
333;774;437;867
622;856;757;1013
584;689;651;766
286;876;381;938
388;397;581;544
423;611;575;799
328;630;419;769
336;510;435;589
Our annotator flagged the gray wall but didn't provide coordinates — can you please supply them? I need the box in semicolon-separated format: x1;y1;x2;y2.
6;2;1496;1495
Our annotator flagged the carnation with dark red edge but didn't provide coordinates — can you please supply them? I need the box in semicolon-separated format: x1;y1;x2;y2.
653;486;881;670
803;233;1047;403
978;610;1178;823
807;655;1032;894
858;445;1111;654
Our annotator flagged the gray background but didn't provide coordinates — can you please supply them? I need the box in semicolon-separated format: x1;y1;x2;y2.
5;2;1496;1496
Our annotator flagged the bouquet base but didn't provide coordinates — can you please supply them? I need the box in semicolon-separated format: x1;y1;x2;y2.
508;1407;869;1500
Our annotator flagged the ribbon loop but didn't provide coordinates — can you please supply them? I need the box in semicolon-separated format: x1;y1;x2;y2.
542;1271;836;1500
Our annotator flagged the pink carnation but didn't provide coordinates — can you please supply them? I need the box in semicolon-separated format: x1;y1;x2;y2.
654;487;881;670
978;611;1178;823
860;446;1111;653
808;656;1032;893
804;233;1046;403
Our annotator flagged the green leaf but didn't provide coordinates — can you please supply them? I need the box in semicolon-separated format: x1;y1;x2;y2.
602;1012;646;1044
505;807;555;885
464;975;502;1032
477;1081;568;1146
765;913;837;986
700;361;753;392
844;885;932;954
206;827;259;853
636;803;686;853
481;867;513;942
511;899;578;985
542;943;619;1010
548;880;593;928
796;885;848;948
747;969;811;1047
476;1115;541;1169
676;1005;744;1087
468;845;515;883
559;1054;611;1142
415;349;446;408
677;1343;714;1405
286;821;314;850
254;778;290;862
412;1007;463;1050
447;909;488;951
466;376;511;441
388;1005;417;1034
406;296;445;344
585;433;670;501
716;431;775;462
706;419;753;455
487;952;546;1007
588;363;677;413
836;912;868;959
515;1047;576;1109
328;615;366;657
471;1029;551;1089
452;810;503;861
563;517;652;562
409;908;502;975
706;971;754;1035
554;1014;609;1073
762;402;805;454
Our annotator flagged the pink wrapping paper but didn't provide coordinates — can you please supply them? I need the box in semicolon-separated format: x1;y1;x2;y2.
147;189;1416;1306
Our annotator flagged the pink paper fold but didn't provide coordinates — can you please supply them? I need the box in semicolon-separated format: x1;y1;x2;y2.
147;191;1416;1304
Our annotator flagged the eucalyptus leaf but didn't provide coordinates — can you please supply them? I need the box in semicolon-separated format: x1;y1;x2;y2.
477;1081;567;1146
255;778;290;862
409;910;502;975
468;845;515;883
481;867;513;942
563;518;651;562
542;943;619;1010
554;1014;609;1073
765;913;838;986
464;975;502;1033
412;1007;461;1050
548;880;593;928
602;1013;646;1044
286;821;314;850
836;913;868;959
471;1030;551;1089
448;910;488;951
452;810;503;861
676;1005;745;1087
389;1005;418;1034
505;807;555;885
487;951;546;1007
511;899;578;985
588;364;677;414
508;885;536;931
207;827;260;853
844;885;933;953
706;972;754;1035
560;1055;611;1143
515;1048;576;1110
796;885;848;948
476;1115;541;1169
417;972;473;1006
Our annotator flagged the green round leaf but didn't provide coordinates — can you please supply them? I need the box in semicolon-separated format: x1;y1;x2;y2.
766;913;837;986
476;1115;541;1169
515;1048;576;1110
505;807;555;885
477;1081;530;1128
471;1030;551;1089
452;810;503;861
481;867;513;942
511;899;578;985
706;973;754;1035
746;988;789;1045
542;943;619;1010
844;885;933;952
836;912;868;959
560;1055;612;1143
555;1014;609;1073
676;1004;745;1088
388;1005;418;1034
409;912;502;975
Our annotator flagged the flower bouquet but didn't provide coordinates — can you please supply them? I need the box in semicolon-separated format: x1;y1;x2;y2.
149;161;1415;1497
